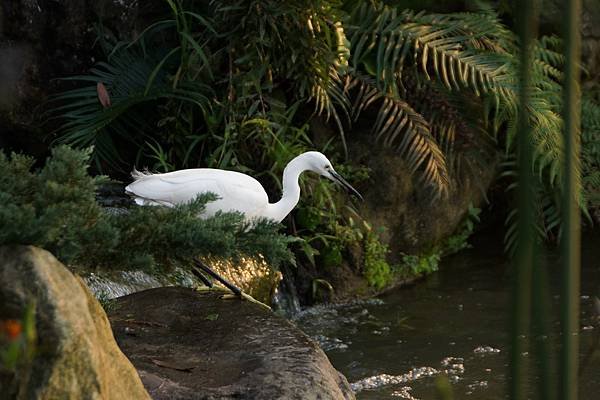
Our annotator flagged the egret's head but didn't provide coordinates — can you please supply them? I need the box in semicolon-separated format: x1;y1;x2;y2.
303;151;363;200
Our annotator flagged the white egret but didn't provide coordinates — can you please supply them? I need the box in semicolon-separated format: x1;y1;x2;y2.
125;151;361;222
125;151;362;297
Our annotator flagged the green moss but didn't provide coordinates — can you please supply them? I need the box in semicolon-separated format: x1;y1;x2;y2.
397;204;480;278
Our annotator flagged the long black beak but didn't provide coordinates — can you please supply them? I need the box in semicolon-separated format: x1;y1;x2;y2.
330;170;363;201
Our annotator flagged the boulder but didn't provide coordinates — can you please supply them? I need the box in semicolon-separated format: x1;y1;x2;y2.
109;287;355;400
309;112;498;259
0;245;150;400
351;139;497;257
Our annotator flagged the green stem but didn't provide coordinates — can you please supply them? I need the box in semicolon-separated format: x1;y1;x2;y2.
511;1;539;399
560;0;582;399
532;259;555;400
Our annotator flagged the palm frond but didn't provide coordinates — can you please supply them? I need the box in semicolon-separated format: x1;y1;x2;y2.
348;3;511;97
348;75;448;194
50;40;212;171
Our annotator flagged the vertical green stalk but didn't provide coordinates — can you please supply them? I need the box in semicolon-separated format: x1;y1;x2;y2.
511;1;538;399
560;0;582;399
532;260;555;400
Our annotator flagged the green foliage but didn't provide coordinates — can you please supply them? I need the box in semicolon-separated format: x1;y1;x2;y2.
346;3;580;200
51;0;512;195
49;45;211;171
320;244;343;269
395;204;480;278
0;146;111;262
50;0;345;173
363;231;392;289
443;203;481;254
400;251;441;276
49;0;600;259
0;146;293;271
293;163;370;268
582;96;600;212
345;2;600;250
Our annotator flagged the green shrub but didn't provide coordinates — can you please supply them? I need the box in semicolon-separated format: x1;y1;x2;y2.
50;0;600;259
363;231;392;289
582;97;600;213
0;146;293;271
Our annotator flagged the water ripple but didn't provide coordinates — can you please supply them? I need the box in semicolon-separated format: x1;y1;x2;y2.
351;366;439;392
473;345;501;354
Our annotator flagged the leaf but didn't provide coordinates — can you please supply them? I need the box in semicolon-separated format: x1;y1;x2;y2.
96;82;111;108
151;359;196;372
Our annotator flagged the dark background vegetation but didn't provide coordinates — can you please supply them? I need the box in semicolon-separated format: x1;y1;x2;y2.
1;0;600;304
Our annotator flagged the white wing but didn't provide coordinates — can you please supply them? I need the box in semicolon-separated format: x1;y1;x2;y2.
125;168;270;219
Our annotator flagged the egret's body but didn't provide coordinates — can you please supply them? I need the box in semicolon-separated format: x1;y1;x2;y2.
125;151;361;223
126;168;274;219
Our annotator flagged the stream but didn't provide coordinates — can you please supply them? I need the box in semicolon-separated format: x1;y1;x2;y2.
294;233;600;399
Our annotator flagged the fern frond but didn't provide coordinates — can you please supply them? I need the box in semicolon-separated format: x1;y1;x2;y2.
311;67;351;152
348;2;511;98
348;75;449;195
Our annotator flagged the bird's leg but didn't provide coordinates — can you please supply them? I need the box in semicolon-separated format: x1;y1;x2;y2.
190;265;214;288
223;292;272;311
192;258;242;296
192;259;272;310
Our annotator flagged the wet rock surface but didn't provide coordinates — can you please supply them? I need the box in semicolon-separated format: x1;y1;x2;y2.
109;287;355;400
0;245;150;399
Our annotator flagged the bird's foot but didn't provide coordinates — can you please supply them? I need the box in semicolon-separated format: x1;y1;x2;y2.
220;292;272;311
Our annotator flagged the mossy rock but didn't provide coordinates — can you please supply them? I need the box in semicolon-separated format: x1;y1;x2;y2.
0;245;150;399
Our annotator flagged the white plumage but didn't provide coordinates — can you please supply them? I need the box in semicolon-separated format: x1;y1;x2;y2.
126;168;270;219
125;151;361;223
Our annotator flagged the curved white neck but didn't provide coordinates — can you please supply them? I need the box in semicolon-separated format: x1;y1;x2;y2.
265;155;308;223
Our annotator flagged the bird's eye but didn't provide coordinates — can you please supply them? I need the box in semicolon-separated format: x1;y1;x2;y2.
324;165;330;170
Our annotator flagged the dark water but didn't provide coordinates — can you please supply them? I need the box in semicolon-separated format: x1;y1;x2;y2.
295;233;600;399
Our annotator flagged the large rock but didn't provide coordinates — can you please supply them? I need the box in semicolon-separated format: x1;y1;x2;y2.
310;110;498;257
109;287;355;400
0;245;150;400
351;140;497;257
